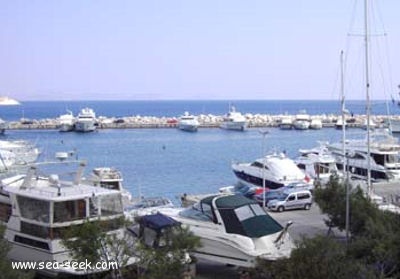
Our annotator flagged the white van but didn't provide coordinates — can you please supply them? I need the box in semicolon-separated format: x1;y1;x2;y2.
267;190;313;212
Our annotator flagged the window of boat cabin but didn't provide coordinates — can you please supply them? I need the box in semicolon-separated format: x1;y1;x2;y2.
96;194;123;216
54;199;86;222
297;163;306;170
317;163;331;174
100;181;120;191
251;161;268;170
17;196;50;223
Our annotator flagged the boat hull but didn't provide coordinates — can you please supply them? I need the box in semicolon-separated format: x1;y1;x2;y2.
74;121;96;132
220;121;247;131
178;123;198;132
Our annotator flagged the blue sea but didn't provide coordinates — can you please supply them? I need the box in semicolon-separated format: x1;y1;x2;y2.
2;100;400;203
1;99;400;121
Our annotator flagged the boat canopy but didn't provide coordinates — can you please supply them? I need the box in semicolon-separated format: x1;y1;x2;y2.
213;195;283;238
139;213;179;232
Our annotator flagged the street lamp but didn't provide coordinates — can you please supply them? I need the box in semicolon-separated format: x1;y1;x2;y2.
259;129;269;209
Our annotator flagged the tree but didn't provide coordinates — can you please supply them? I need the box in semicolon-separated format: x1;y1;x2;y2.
61;217;135;279
314;177;400;278
0;225;34;279
136;225;200;279
254;235;374;279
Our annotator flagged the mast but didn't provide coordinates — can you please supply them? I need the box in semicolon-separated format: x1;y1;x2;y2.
341;50;350;243
340;50;346;173
364;0;372;197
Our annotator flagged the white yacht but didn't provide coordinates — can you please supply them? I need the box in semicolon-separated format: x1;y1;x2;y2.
292;110;310;130
232;153;313;190
135;194;294;268
279;115;293;130
83;167;133;207
0;160;135;276
309;118;323;130
295;144;339;184
74;107;96;132
361;118;377;130
327;130;400;181
335;116;346;130
0;139;40;166
220;106;247;131
57;110;75;132
178;111;199;132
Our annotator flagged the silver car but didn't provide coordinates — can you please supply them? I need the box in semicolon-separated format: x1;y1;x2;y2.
267;190;313;212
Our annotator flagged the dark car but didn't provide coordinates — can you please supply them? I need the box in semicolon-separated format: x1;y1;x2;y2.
254;189;283;206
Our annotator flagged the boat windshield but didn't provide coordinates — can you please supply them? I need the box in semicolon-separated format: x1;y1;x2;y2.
179;201;215;222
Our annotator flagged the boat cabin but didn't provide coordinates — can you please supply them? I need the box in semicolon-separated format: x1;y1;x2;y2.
180;194;283;238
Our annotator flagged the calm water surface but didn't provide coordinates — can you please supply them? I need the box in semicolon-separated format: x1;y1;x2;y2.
3;127;376;203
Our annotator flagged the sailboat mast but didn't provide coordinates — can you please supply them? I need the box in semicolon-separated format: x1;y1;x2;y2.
340;50;346;174
364;0;372;196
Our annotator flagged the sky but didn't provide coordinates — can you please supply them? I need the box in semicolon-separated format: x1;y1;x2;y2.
0;0;399;101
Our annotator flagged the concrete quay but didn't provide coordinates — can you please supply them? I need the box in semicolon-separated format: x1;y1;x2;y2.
4;113;397;130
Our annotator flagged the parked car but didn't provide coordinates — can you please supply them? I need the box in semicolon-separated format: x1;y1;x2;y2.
267;190;313;212
253;189;283;206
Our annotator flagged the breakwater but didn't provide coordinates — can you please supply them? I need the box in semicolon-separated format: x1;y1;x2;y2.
6;113;398;130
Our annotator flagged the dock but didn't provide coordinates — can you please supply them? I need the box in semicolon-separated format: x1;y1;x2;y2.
4;113;398;130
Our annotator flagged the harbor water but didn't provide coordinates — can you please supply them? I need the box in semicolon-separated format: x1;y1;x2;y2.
4;126;375;204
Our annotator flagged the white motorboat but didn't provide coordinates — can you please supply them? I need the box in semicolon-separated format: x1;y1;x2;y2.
83;166;133;207
0;139;40;166
327;130;400;181
220;106;247;131
335;116;346;130
309;118;323;130
137;194;294;267
0;159;136;276
296;143;339;184
232;153;313;190
292;110;310;130
361;118;377;130
74;107;96;132
279;115;293;130
57;110;75;132
178;111;199;132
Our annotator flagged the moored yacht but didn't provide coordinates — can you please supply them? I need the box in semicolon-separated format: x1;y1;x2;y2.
0;160;135;276
84;167;133;207
327;130;400;181
178;111;199;132
309;118;323;130
220;106;247;131
293;110;310;130
232;153;313;190
0;139;40;166
74;107;96;132
57;110;75;132
295;144;339;184
279;115;293;130
135;194;294;267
